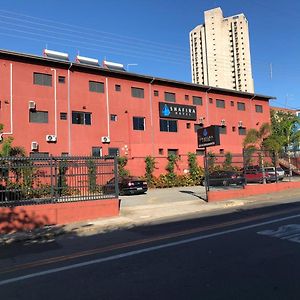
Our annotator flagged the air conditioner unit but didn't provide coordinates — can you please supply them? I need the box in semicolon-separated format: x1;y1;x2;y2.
101;136;110;144
238;121;243;127
29;101;36;110
46;135;57;142
221;119;226;126
199;117;205;124
31;141;38;151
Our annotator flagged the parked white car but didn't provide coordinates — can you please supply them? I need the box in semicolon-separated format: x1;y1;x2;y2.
264;167;285;181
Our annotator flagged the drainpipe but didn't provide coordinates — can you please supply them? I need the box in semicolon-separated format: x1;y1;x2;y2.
3;63;13;135
51;68;58;137
149;77;155;156
105;77;110;138
249;94;256;128
67;63;72;154
205;87;212;124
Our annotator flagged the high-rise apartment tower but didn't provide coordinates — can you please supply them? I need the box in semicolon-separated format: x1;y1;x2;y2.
190;7;254;93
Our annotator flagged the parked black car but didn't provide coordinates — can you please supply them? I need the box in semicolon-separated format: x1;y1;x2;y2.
104;176;148;195
204;170;245;186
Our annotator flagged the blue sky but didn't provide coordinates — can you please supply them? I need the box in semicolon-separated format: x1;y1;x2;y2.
0;0;299;109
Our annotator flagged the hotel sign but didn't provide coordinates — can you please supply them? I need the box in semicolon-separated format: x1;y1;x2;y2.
159;102;197;120
197;125;220;148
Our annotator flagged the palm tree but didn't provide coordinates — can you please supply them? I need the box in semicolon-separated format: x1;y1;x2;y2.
243;122;271;183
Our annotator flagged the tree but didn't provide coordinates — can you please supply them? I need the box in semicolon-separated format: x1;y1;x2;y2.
267;110;300;175
243;123;271;183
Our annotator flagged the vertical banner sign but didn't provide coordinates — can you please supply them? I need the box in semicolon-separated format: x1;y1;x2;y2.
197;125;220;148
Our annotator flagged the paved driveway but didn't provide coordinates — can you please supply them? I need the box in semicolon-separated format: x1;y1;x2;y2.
120;185;206;208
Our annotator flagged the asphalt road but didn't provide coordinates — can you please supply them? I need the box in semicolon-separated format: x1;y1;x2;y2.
1;201;300;299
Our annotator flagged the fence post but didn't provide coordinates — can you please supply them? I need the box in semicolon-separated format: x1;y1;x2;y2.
50;155;54;201
203;148;209;202
114;156;119;197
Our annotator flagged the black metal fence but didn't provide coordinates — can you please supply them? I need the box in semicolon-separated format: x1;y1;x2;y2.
0;156;118;207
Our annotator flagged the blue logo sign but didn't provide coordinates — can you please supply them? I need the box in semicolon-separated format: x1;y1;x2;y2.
203;129;208;137
162;104;171;117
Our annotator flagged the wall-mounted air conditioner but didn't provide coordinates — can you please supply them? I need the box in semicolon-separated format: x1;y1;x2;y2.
46;135;57;142
31;141;38;151
238;121;243;127
199;117;205;124
221;119;226;126
101;136;110;144
29;101;36;110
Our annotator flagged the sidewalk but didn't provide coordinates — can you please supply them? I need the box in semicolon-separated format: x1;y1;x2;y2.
1;186;300;245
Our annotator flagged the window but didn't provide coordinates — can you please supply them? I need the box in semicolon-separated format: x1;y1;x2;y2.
164;92;176;102
110;114;117;122
29;111;48;123
30;152;49;158
72;111;92;125
60;112;67;120
193;96;203;105
89;81;104;93
108;148;119;157
237;102;246;111
209;98;213;104
238;127;246;135
58;76;65;84
230;101;234;106
33;73;52;87
196;149;205;156
168;149;178;156
133;117;145;131
154;90;159;97
186;123;191;129
216;99;225;108
185;95;189;101
115;84;121;92
159;148;164;155
219;126;227;134
92;147;102;157
131;87;144;98
61;152;69;157
160;119;177;132
255;105;263;113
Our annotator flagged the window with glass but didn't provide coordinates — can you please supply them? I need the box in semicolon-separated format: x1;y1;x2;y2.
115;84;121;92
72;111;92;125
237;102;246;111
29;111;48;123
60;112;67;120
58;76;65;84
193;96;203;105
255;105;263;113
89;81;104;93
133;117;145;131
33;73;52;87
110;114;117;122
160;119;177;132
154;90;159;96
238;127;246;135
108;148;119;157
92;147;102;157
164;92;176;102
167;149;178;156
131;87;144;98
219;126;227;134
216;99;225;108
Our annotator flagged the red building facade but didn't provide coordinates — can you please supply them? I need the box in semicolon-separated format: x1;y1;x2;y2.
0;50;274;176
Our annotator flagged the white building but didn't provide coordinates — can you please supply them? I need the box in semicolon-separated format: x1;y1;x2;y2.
190;7;254;93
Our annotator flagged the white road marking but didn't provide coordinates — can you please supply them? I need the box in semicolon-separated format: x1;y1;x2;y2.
258;224;300;243
1;213;300;286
